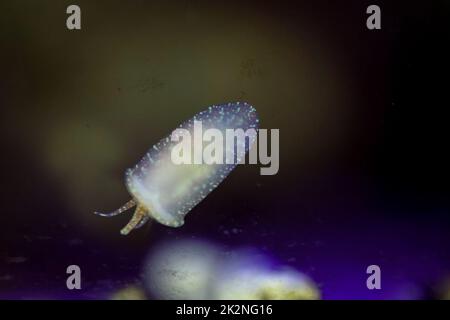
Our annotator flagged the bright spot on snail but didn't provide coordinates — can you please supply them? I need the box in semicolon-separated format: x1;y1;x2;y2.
95;102;259;235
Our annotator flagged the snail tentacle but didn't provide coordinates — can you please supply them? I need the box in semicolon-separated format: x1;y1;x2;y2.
120;205;148;235
94;199;136;217
134;215;151;229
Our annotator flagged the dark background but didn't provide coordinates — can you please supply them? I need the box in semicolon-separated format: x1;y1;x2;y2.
0;0;449;299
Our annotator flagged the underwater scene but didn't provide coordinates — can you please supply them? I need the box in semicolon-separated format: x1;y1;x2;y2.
0;0;449;301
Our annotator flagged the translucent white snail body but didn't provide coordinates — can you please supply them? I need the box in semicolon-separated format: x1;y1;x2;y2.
95;102;259;235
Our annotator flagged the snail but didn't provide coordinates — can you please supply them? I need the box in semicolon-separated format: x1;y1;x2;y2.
95;102;259;235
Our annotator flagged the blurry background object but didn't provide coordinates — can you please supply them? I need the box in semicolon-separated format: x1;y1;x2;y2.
144;239;220;299
438;277;450;300
109;284;147;300
215;268;320;300
214;250;320;300
143;238;320;300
